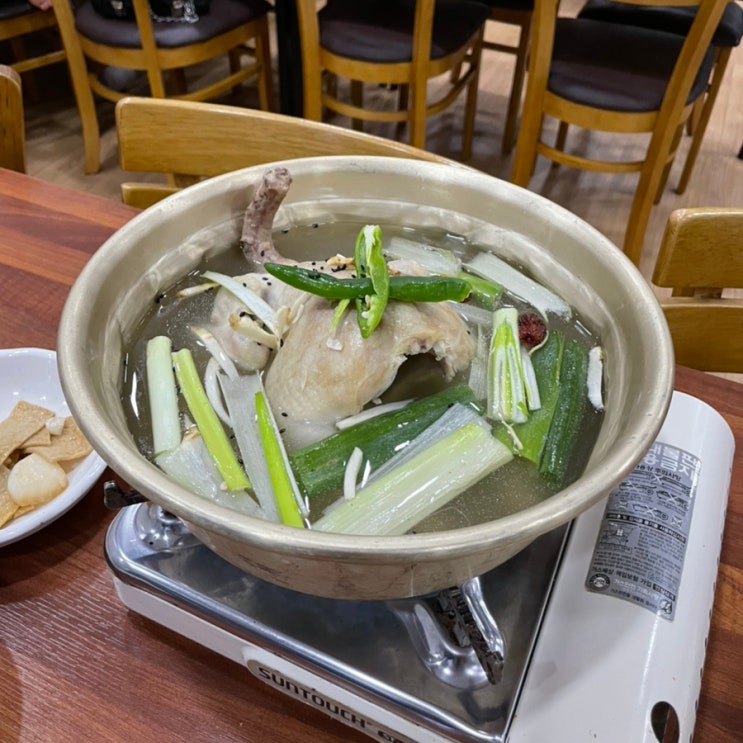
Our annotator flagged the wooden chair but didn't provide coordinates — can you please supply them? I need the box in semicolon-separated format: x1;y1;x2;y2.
0;64;25;172
294;0;488;159
0;1;66;79
510;0;729;267
115;96;460;208
577;0;743;195
652;207;743;373
479;0;534;155
52;0;275;175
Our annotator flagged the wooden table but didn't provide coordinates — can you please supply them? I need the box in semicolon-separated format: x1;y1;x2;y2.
0;169;741;743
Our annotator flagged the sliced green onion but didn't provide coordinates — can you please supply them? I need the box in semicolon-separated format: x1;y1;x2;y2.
343;447;364;501
336;399;413;430
255;390;307;528
521;346;541;411
465;252;571;319
587;346;605;411
202;270;278;336
191;325;239;380
385;236;462;275
171;348;250;491
456;271;502;309
204;357;231;426
146;336;182;457
314;404;512;536
177;281;217;298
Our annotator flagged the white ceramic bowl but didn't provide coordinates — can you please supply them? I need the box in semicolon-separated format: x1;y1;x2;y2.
57;157;674;599
0;348;106;547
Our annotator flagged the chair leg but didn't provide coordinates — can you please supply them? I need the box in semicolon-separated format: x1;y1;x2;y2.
654;121;685;204
396;83;409;140
461;36;484;161
676;47;730;195
9;37;40;102
501;13;531;156
623;143;672;267
254;24;276;112
409;77;428;150
350;80;364;131
145;68;167;97
171;68;188;96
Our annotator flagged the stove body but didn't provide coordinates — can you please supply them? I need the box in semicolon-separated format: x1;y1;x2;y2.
106;391;734;743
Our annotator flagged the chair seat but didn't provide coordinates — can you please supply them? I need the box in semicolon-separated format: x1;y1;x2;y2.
0;1;34;22
550;18;715;112
578;0;743;48
479;0;533;11
75;0;271;49
318;0;489;63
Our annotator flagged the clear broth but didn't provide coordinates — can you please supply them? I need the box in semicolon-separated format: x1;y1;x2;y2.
121;220;604;532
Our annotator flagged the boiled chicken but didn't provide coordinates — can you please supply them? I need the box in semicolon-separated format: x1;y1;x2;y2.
208;166;475;444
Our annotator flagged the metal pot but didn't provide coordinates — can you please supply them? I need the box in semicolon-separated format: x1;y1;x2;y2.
57;157;673;600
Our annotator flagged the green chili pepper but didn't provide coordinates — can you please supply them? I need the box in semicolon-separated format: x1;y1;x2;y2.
354;225;389;338
265;263;368;298
389;275;470;303
265;262;471;304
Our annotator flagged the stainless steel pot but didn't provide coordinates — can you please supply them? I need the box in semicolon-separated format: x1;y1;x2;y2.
57;157;673;600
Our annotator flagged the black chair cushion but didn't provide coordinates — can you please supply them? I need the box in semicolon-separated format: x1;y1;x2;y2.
318;0;490;63
578;0;743;48
479;0;533;12
0;1;35;21
74;0;270;49
550;18;715;112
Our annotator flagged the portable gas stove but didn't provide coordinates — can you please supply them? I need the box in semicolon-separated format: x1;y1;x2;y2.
104;392;734;743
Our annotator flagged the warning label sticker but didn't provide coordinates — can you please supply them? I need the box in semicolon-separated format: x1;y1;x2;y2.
585;441;701;620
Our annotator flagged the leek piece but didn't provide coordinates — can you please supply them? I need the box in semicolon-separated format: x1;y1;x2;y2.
464;252;571;319
146;336;182;457
313;405;513;536
155;429;264;518
218;373;280;522
468;324;489;402
171;348;250;491
255;390;306;528
202;270;278;336
289;384;481;499
487;307;529;424
385;236;461;275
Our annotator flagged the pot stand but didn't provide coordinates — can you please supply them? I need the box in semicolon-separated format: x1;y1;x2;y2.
104;391;734;743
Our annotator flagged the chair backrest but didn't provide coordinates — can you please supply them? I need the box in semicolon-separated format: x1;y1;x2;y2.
53;0;274;174
652;207;743;373
0;4;66;75
293;0;486;156
514;0;728;266
0;64;25;173
115;96;460;208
